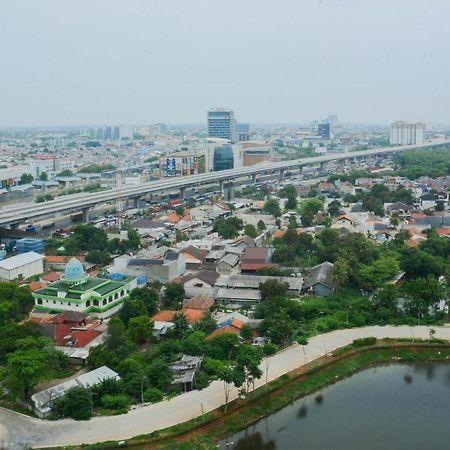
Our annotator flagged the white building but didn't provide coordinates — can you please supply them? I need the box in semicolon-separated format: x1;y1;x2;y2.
390;122;425;145
31;366;120;418
0;252;44;281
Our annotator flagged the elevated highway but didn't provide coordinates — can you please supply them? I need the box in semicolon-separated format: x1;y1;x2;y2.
0;141;448;227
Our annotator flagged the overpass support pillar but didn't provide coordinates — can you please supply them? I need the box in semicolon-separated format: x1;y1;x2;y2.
223;182;235;202
81;207;90;224
180;187;186;200
218;180;224;192
320;161;326;171
298;166;303;175
132;196;140;209
251;174;257;184
279;169;285;180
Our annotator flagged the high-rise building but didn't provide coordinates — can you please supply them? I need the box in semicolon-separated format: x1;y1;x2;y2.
237;123;250;142
207;108;237;143
213;144;235;171
390;122;425;145
318;123;331;139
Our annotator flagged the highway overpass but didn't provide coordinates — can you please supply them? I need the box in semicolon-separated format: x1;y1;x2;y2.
0;140;448;227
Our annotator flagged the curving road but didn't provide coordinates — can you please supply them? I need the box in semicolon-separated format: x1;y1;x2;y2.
1;325;449;449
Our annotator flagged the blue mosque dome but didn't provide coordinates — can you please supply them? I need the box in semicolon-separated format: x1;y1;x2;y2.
64;258;86;282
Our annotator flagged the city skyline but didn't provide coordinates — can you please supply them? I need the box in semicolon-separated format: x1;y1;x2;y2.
1;0;449;127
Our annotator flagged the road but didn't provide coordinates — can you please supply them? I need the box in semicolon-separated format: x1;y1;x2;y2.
1;140;448;227
0;325;448;449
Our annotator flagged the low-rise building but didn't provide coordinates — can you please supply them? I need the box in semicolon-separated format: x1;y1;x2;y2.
31;366;120;418
33;259;135;316
0;251;44;281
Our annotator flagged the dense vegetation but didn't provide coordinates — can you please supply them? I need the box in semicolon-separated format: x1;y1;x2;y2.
394;147;450;179
45;224;140;265
0;283;70;402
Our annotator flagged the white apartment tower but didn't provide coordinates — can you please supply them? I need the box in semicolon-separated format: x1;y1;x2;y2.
390;121;425;145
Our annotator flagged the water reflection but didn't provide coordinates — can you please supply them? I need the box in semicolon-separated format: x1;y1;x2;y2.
232;432;277;450
220;364;450;450
297;404;308;419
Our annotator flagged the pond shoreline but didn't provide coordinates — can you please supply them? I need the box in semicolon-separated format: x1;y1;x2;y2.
60;341;450;450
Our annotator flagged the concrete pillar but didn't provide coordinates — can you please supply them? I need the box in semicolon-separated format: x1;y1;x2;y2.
279;169;285;180
180;187;186;200
251;174;257;184
298;166;303;175
81;207;90;223
319;161;326;171
218;180;224;192
223;182;235;201
132;196;140;209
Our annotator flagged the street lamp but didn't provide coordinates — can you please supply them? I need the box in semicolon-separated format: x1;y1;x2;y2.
346;305;352;325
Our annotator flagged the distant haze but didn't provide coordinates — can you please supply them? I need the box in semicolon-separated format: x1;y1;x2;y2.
1;0;449;127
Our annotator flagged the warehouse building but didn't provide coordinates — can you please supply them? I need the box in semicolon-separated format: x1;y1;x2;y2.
0;251;44;281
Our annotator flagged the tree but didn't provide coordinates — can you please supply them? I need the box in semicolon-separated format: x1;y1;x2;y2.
328;200;342;217
193;313;217;334
279;184;297;198
332;258;350;287
264;198;281;218
285;196;298;211
257;220;266;232
55;387;93;420
435;201;445;212
57;169;74;177
239;324;253;342
359;256;400;291
390;213;399;228
182;331;206;356
128;287;159;315
213;217;243;239
147;358;173;390
260;314;294;346
259;279;289;301
175;205;185;217
128;316;152;343
262;342;278;384
235;344;263;394
163;283;185;309
119;298;147;326
39;171;48;181
104;317;134;359
86;249;112;266
218;364;244;412
173;312;190;338
19;173;33;184
6;346;51;398
244;224;257;238
207;333;241;361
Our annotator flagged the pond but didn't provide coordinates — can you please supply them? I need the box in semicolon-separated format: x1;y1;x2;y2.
219;363;450;450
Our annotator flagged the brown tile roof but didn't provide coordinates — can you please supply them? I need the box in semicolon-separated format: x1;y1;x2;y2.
152;310;177;322
206;326;240;340
182;296;214;311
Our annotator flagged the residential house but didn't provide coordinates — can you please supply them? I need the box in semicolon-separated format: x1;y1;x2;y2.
303;262;336;297
127;249;186;282
240;247;276;273
31;366;120;418
180;245;208;269
182;270;220;298
216;253;240;274
169;355;203;391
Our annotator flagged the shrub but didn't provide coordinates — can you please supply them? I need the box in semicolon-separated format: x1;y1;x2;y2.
101;394;130;412
143;387;163;403
352;337;377;347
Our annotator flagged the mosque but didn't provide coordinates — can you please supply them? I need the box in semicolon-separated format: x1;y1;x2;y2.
33;258;136;316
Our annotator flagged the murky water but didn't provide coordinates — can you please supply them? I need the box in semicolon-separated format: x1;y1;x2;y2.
219;363;450;450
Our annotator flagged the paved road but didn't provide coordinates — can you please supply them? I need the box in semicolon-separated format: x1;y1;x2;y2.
1;325;448;449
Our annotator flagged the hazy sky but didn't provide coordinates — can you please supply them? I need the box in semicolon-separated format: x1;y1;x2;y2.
1;0;449;127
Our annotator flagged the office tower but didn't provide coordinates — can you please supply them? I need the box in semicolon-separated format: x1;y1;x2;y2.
213;144;234;171
318;123;331;139
105;126;113;140
113;126;120;140
207;108;237;143
237;123;250;141
390;122;425;145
